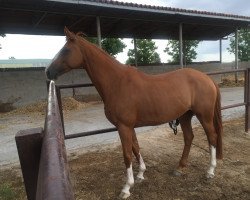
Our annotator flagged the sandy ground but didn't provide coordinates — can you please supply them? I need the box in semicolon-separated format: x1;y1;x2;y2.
69;118;250;200
1;118;249;200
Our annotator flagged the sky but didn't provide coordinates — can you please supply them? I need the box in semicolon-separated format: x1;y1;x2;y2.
0;0;249;63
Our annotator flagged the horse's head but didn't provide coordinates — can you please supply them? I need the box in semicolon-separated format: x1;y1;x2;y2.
45;27;84;80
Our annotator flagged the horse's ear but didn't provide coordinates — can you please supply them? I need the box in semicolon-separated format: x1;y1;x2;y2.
64;26;75;41
76;32;88;37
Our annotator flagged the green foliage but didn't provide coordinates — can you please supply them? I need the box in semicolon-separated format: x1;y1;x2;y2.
86;37;126;57
126;39;161;65
102;38;126;57
0;184;16;200
0;34;5;50
165;40;199;64
86;37;98;45
227;28;250;62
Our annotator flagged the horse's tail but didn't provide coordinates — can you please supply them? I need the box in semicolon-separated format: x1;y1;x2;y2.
213;83;223;159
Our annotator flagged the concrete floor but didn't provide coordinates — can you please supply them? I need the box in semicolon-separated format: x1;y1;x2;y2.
0;87;245;167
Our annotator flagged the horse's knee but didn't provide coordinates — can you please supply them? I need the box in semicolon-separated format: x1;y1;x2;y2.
123;154;132;168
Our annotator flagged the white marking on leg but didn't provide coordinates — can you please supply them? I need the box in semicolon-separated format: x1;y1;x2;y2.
121;164;134;198
207;145;217;178
137;153;146;180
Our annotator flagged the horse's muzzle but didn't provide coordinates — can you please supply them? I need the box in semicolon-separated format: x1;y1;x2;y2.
45;68;57;80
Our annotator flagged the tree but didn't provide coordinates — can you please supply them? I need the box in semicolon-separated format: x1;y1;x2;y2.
164;40;199;64
126;39;161;65
86;37;126;57
0;34;5;50
227;28;250;62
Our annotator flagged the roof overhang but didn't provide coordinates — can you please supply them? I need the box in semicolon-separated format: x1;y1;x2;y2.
0;0;249;40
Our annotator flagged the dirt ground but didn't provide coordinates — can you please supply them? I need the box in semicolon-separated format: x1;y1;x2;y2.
1;118;249;200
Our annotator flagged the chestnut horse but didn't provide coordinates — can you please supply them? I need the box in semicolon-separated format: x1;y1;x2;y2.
46;27;223;199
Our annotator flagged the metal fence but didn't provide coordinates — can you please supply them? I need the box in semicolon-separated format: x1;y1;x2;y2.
15;68;250;200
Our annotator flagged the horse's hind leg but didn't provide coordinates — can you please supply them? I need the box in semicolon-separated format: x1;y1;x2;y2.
196;114;217;178
175;111;194;175
132;130;146;182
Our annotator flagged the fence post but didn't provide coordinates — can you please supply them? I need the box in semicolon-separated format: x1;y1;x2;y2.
56;86;65;136
245;68;250;132
15;127;44;200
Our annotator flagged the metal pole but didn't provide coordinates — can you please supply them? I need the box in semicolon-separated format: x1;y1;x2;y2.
134;38;138;67
36;81;74;200
219;39;222;63
179;23;183;68
245;68;250;132
96;16;102;48
56;86;65;136
235;27;239;83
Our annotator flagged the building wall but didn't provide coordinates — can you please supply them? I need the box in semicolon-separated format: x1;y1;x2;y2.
0;61;249;111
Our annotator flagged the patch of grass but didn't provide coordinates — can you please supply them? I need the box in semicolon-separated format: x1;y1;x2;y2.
0;184;16;200
0;169;25;200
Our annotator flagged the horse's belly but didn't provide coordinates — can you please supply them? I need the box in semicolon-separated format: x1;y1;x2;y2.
135;102;188;127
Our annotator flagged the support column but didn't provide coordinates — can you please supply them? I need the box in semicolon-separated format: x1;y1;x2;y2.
245;68;250;132
235;27;239;82
179;23;183;68
134;38;138;67
96;16;102;48
219;39;222;63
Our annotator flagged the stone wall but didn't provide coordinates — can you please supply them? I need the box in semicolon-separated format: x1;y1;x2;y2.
0;61;249;111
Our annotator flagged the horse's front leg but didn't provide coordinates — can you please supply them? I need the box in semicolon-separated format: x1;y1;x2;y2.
132;131;146;182
118;124;134;199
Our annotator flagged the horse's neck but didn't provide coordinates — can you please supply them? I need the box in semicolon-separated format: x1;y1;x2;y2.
80;41;124;101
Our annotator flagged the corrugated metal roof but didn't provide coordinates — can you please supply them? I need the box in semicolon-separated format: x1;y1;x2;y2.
72;0;250;21
0;0;249;40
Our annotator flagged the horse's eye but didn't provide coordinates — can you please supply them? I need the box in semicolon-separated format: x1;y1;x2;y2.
60;48;70;56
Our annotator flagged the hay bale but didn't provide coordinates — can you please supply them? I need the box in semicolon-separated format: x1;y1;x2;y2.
0;97;88;117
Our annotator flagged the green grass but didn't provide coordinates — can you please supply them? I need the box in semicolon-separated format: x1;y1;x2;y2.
0;169;25;200
0;184;17;200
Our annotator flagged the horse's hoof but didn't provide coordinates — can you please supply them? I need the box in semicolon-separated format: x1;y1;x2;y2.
206;172;215;179
173;169;183;176
119;191;130;199
135;176;144;183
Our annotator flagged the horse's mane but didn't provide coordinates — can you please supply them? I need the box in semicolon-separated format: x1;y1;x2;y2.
76;34;127;67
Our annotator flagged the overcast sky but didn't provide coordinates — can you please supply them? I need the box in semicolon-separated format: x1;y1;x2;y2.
0;0;249;63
